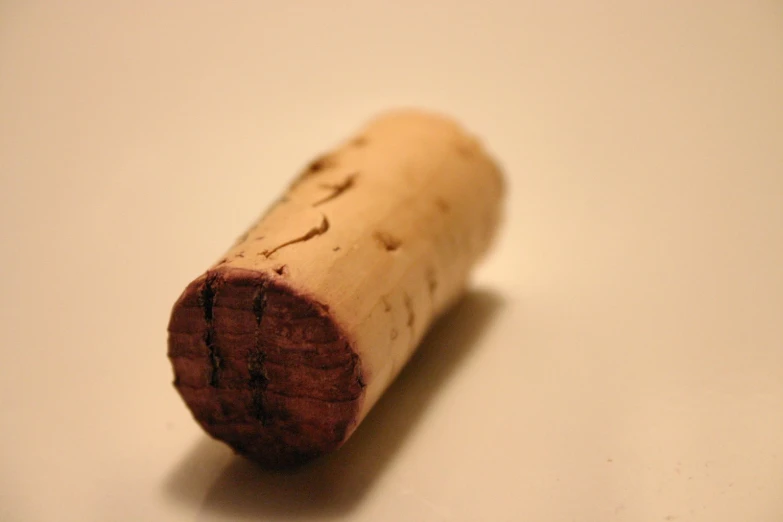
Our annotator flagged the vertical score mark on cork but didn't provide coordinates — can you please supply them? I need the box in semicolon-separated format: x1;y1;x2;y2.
200;273;221;387
249;285;268;424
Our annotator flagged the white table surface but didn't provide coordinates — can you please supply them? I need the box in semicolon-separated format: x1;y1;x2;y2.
1;2;782;521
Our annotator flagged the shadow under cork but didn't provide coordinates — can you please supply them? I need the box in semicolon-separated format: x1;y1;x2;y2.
162;288;505;520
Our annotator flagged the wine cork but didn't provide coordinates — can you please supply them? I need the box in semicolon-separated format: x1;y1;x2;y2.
167;110;504;466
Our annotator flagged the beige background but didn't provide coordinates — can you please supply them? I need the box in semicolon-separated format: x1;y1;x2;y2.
1;1;782;521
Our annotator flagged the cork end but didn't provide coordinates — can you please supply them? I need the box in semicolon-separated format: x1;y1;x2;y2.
362;108;506;197
167;267;364;467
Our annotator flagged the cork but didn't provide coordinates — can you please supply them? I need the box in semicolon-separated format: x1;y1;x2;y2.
167;110;505;466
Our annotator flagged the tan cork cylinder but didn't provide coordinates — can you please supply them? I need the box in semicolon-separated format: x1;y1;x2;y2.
167;110;505;466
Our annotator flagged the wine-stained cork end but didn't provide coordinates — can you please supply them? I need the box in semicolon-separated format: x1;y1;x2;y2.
167;267;365;467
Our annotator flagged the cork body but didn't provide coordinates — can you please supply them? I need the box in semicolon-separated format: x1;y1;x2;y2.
168;111;504;466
